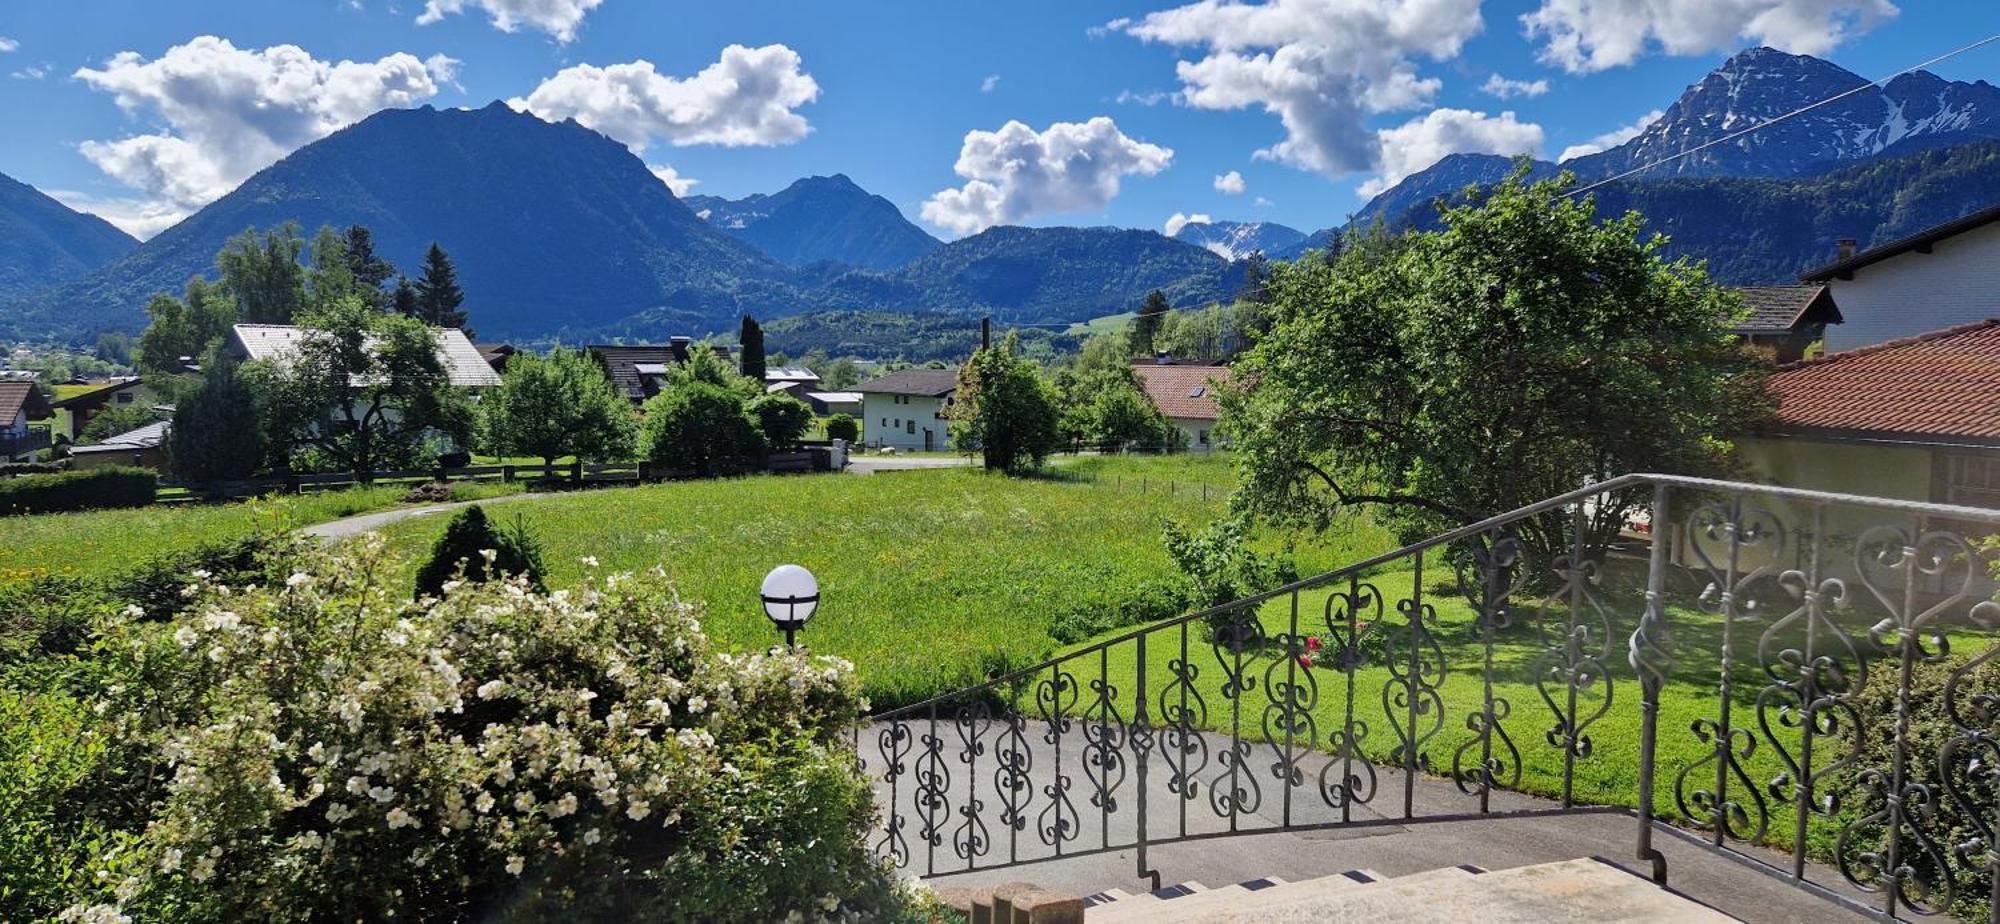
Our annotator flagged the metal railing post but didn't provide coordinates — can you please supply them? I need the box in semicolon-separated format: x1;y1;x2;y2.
1633;483;1673;885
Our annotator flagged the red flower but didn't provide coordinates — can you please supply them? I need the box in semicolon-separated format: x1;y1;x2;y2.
1297;655;1313;669
1306;637;1323;653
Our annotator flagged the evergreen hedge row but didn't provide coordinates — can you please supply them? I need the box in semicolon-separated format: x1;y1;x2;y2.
0;467;158;517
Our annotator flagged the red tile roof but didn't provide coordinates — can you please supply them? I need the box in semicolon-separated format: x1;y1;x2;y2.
1132;363;1230;421
1766;319;2000;442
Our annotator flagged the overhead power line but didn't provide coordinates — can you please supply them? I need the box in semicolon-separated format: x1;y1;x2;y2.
1562;31;2000;201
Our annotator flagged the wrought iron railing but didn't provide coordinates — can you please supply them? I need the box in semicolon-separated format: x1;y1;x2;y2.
860;474;2000;923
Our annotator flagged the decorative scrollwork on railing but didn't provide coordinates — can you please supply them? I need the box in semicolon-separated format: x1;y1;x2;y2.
1674;498;1785;846
1940;600;2000;913
1034;668;1079;850
1452;533;1528;798
992;713;1033;839
1321;581;1383;811
1384;593;1446;775
1157;642;1209;808
1536;553;1615;773
915;723;951;851
1832;525;1984;915
1263;632;1321;792
1082;675;1128;816
876;722;912;867
952;701;993;864
1755;564;1866;830
1210;611;1267;822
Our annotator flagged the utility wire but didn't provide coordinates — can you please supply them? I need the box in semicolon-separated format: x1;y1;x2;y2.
1562;31;2000;200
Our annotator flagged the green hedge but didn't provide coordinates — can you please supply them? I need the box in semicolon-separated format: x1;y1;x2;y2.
0;467;157;517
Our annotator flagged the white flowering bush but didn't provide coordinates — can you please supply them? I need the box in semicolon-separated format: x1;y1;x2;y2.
59;536;894;923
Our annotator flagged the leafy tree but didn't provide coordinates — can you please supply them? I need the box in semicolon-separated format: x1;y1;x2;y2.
482;347;635;477
169;353;265;487
251;296;473;477
216;224;307;324
306;225;361;313
1130;289;1170;357
413;242;468;330
666;343;762;399
137;278;237;377
1070;330;1130;377
824;413;859;443
746;392;813;452
1054;365;1168;450
739;315;767;381
414;504;547;599
639;382;765;477
95;332;135;366
1225;170;1770;559
343;224;396;303
820;356;863;390
948;331;1060;474
79;403;157;443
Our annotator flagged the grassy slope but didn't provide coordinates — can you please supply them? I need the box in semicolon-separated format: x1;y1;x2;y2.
0;482;522;581
370;459;1393;708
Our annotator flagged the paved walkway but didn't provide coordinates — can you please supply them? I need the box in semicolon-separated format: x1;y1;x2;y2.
858;720;1881;924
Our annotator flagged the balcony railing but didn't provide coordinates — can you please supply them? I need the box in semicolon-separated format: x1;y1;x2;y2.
861;473;2000;923
0;428;51;458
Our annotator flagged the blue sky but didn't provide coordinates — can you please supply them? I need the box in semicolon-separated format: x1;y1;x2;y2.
1;0;1995;241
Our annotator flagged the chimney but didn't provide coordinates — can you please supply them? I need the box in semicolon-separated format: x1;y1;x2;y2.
1836;238;1857;261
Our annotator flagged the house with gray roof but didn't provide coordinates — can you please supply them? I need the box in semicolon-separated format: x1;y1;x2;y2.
855;367;958;452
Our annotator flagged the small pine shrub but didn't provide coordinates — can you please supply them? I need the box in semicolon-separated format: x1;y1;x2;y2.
414;505;547;598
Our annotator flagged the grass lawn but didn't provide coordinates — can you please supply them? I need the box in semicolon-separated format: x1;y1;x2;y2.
371;466;1394;708
0;481;522;582
1050;451;1239;488
1067;311;1135;336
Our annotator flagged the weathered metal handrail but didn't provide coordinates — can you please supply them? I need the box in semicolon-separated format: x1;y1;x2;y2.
863;474;2000;923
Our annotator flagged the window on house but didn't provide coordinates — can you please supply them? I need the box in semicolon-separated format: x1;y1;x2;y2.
115;392;134;404
1199;429;1210;445
1188;387;1205;398
1941;453;2000;508
906;420;916;435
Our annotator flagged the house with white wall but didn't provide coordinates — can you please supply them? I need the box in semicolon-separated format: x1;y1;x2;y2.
0;380;52;461
1131;362;1230;450
1801;204;2000;353
855;368;956;452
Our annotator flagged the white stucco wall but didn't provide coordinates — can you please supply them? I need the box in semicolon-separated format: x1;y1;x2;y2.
861;393;952;451
1822;221;2000;353
1169;417;1221;450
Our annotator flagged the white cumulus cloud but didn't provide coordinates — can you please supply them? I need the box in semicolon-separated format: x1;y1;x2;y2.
0;37;18;53
512;44;820;151
981;74;1000;93
46;190;189;240
1112;0;1486;177
1558;108;1663;160
1523;0;1897;73
1214;170;1247;194
921;116;1173;237
72;36;453;236
648;163;698;196
1480;74;1550;98
417;0;604;43
1360;108;1543;197
1164;212;1212;236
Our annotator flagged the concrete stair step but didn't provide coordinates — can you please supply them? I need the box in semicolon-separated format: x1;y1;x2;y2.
1089;870;1378;922
1160;858;1735;923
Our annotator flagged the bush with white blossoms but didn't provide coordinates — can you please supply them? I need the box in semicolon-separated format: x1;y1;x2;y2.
62;536;895;923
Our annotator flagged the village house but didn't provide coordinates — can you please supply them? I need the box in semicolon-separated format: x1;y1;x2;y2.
0;380;53;462
588;337;732;404
69;420;170;472
1802;203;2000;353
227;324;501;388
1742;318;2000;513
48;377;163;444
855;367;956;452
1131;361;1231;451
1727;284;1842;363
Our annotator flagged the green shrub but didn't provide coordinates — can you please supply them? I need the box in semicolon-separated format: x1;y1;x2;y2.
824;414;859;444
113;532;307;621
639;382;766;477
413;504;547;599
1049;578;1193;644
0;467;157;517
1163;514;1296;644
746;393;814;454
0;460;68;477
0;690;143;923
1845;648;2000;921
59;538;893;923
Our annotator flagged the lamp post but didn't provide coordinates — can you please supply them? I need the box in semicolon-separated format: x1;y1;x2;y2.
760;564;819;649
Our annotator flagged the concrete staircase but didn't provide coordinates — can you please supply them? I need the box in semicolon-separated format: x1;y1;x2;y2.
1079;858;1735;922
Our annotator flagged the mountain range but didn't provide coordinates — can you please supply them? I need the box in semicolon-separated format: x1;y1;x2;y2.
4;46;2000;345
0;172;136;300
685;174;940;271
